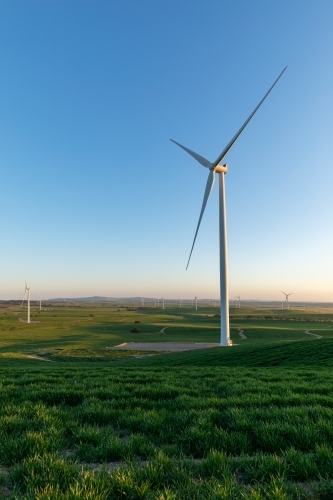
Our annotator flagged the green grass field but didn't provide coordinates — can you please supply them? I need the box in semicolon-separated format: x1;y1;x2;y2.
1;302;333;498
1;302;333;356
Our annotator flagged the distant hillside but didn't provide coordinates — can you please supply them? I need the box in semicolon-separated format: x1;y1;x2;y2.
47;296;150;303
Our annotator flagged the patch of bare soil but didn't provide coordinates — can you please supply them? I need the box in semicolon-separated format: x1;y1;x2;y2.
18;318;40;324
0;466;11;498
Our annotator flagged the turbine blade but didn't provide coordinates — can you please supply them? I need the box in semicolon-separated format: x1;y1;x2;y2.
213;66;287;167
170;139;212;169
186;170;215;269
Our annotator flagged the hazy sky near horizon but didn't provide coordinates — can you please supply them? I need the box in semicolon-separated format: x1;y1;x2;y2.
1;1;333;301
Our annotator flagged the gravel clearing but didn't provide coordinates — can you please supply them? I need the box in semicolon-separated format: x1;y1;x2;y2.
109;342;220;351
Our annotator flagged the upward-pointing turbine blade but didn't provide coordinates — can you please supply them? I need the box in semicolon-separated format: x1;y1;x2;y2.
213;66;287;167
170;139;212;169
186;170;215;270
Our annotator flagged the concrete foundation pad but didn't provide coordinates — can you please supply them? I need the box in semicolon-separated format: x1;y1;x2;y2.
108;342;220;352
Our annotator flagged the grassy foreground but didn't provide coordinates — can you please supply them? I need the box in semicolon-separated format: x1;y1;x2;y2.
1;303;333;498
1;347;333;498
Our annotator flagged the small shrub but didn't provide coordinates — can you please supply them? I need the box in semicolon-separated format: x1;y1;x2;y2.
134;320;140;324
131;328;140;333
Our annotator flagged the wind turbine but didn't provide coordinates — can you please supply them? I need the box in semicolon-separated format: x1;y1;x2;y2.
195;296;198;311
281;291;293;310
171;67;287;346
21;280;31;324
236;294;241;309
162;298;165;310
37;293;42;311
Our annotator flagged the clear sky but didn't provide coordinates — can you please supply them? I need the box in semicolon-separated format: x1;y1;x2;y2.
1;1;333;302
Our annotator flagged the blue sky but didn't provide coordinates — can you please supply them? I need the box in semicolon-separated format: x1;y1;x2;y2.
1;1;333;301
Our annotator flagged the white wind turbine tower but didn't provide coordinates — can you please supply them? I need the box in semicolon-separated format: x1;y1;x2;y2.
171;67;287;346
21;280;31;324
195;296;198;311
281;291;293;310
236;294;241;309
162;298;165;310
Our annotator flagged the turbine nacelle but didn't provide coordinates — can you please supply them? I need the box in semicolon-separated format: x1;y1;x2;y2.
213;163;228;174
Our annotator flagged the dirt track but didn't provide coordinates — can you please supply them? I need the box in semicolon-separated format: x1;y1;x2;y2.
305;330;322;339
237;328;247;339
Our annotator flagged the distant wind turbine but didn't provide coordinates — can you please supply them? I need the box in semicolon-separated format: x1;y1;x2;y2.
162;298;165;310
235;294;241;309
21;280;31;324
171;67;287;346
281;290;293;310
195;296;198;311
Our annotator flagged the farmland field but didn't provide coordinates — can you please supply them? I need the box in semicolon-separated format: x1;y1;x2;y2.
1;301;333;498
